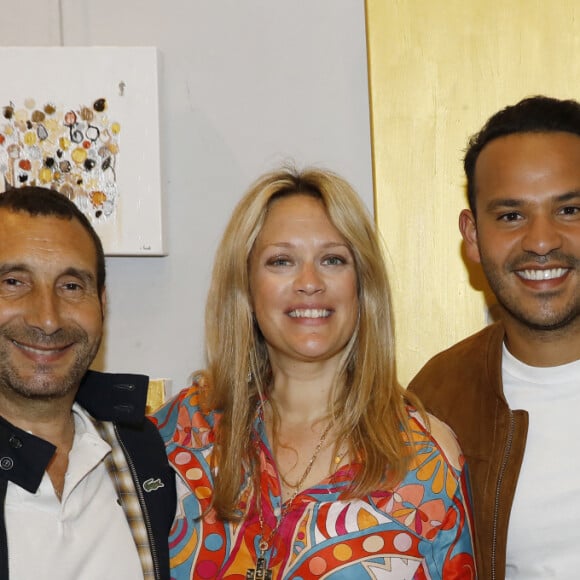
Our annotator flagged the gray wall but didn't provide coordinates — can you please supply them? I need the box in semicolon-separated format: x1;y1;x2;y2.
3;0;373;394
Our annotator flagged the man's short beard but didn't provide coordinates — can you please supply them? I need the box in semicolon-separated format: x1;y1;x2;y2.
0;325;101;401
497;292;580;334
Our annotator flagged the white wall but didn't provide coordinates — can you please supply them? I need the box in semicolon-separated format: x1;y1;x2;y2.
2;0;373;394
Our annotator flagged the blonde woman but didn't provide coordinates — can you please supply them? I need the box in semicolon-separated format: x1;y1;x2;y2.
154;168;476;579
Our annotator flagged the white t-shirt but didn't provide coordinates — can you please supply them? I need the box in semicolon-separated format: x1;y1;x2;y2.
5;403;143;579
502;345;580;578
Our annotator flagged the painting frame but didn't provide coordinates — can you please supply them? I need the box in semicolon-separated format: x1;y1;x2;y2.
0;46;165;256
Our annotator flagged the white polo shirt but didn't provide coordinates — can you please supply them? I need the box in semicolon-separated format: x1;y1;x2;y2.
5;404;143;579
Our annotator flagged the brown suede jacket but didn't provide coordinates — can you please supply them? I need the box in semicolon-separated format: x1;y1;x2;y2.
408;322;528;580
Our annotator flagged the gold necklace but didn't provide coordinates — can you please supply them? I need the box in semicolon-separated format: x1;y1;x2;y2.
278;420;334;491
246;420;333;580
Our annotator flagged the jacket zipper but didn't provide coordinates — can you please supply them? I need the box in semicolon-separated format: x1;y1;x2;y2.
491;410;514;580
115;424;161;580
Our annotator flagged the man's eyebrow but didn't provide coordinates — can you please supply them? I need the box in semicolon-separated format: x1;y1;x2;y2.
485;190;580;212
0;264;96;284
60;267;97;284
484;198;523;212
0;263;30;276
554;190;580;203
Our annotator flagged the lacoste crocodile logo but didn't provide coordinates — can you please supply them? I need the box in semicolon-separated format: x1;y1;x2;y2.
143;477;165;492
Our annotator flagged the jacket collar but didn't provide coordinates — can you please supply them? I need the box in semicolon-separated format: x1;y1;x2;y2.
0;416;54;493
483;321;508;398
0;370;149;492
76;370;149;426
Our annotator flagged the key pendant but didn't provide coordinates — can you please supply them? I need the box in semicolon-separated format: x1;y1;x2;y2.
246;557;272;579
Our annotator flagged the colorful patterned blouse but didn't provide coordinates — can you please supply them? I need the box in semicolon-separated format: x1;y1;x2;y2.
153;380;476;579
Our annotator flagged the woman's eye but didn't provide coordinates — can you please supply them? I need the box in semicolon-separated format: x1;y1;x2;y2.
267;257;291;267
323;255;346;266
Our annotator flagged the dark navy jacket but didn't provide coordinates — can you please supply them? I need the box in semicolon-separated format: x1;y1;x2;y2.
0;370;176;579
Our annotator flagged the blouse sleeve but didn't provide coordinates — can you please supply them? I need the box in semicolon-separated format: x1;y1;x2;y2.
151;374;216;449
419;413;477;579
432;463;477;578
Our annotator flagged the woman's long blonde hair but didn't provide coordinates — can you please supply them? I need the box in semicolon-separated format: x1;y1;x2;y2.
204;166;423;520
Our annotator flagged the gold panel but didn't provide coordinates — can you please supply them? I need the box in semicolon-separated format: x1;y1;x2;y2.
146;378;169;414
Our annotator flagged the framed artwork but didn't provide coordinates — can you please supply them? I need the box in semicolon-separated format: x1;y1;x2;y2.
0;46;165;256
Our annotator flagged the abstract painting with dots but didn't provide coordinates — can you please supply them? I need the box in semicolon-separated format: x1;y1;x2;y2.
0;47;164;256
0;97;121;222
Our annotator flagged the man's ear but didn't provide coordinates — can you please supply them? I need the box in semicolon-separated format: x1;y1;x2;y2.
459;209;481;264
100;288;107;319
